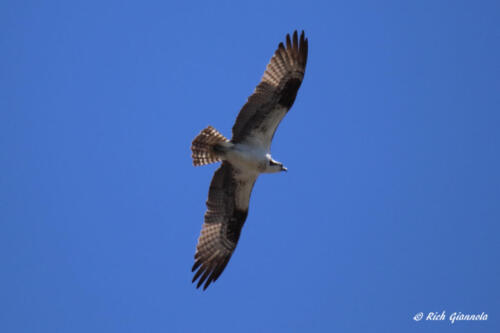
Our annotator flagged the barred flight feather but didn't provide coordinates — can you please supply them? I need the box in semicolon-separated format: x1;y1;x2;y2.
190;31;308;290
191;126;229;166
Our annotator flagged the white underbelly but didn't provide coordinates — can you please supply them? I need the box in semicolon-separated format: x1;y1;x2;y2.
226;143;267;173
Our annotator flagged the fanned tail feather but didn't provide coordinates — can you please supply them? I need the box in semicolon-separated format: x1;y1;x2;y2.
191;126;229;166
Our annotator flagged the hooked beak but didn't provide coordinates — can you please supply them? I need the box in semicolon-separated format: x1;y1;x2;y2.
281;165;288;172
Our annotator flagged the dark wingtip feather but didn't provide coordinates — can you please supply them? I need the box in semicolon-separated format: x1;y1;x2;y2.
212;257;230;282
300;30;305;48
196;264;215;289
191;253;233;290
292;30;298;51
286;33;292;49
203;280;211;290
192;259;202;272
192;260;209;283
300;32;309;68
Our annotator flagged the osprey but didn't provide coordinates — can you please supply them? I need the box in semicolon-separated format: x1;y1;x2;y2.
190;31;308;290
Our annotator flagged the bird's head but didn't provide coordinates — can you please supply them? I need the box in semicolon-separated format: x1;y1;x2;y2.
268;159;287;173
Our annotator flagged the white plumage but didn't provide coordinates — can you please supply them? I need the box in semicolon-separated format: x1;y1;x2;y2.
190;31;308;290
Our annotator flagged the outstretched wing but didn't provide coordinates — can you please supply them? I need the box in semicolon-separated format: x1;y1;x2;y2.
192;162;258;290
232;30;308;150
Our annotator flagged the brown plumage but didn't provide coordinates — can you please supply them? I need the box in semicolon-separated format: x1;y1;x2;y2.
191;31;308;290
232;30;308;145
191;163;256;290
191;126;229;166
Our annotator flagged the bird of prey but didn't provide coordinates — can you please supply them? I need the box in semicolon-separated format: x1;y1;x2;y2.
190;30;308;290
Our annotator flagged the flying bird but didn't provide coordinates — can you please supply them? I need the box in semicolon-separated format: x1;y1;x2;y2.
190;30;308;290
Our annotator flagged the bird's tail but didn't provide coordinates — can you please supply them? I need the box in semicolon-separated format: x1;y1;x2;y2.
191;126;231;166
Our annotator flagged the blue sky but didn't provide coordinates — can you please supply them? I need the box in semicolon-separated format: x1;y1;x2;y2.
1;1;499;332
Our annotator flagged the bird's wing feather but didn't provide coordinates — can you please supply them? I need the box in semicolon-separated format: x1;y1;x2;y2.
232;30;308;150
192;162;258;290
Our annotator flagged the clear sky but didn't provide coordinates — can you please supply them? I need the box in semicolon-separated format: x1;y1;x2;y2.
1;1;499;332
